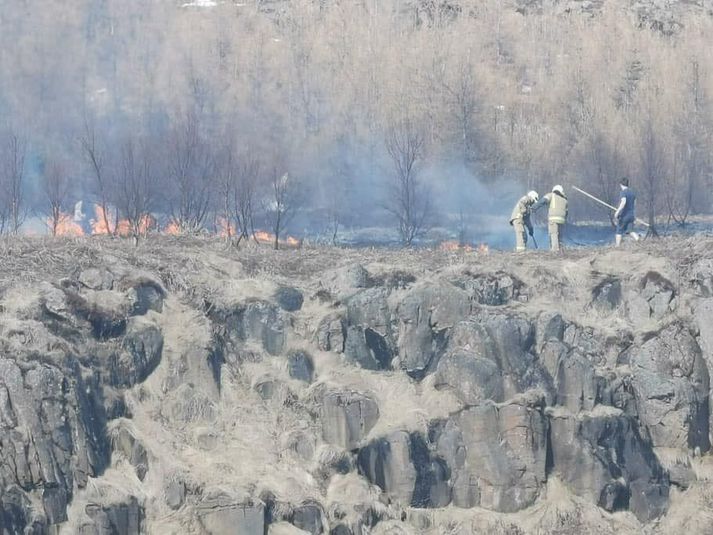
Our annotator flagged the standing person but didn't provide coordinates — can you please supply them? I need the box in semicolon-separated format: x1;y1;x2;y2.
534;185;568;252
509;190;539;252
614;177;640;247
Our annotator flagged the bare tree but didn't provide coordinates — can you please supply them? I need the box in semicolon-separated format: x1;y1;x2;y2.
43;160;72;236
384;120;431;246
81;119;116;236
166;111;215;233
265;169;300;250
639;114;667;236
0;131;28;235
115;138;156;245
666;60;711;226
443;56;479;162
217;142;261;246
233;155;261;245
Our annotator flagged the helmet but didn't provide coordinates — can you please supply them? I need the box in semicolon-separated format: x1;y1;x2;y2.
527;190;539;203
552;185;564;195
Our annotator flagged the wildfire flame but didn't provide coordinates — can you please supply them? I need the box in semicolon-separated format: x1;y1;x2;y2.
253;230;300;247
50;213;84;237
216;217;237;238
438;241;489;254
44;204;300;244
164;219;181;236
91;205;115;235
91;205;152;237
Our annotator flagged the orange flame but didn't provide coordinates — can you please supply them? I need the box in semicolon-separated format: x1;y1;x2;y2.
91;205;115;235
254;230;273;243
439;241;489;253
251;230;300;247
216;217;237;238
50;213;85;237
439;240;473;252
164;219;181;235
91;205;152;237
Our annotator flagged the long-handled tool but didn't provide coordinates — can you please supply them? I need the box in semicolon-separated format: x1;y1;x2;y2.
572;186;650;227
531;233;538;249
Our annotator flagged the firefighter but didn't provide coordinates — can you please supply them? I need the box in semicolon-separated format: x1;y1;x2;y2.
509;190;539;252
534;185;568;252
614;177;640;246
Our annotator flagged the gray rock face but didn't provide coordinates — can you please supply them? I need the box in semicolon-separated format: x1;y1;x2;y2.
316;313;346;353
440;315;551;403
197;493;265;535
451;271;524;306
164;478;186;510
112;424;149;481
0;354;109;532
321;264;372;301
628;272;677;322
344;325;393;370
321;390;379;450
127;282;165;315
78;268;115;291
220;300;287;355
434;351;504;404
287;351;315;383
70;289;130;339
357;431;417;505
395;283;470;378
114;317;163;387
346;288;392;338
79;496;144;535
357;430;450;508
291;500;325;534
630;324;710;452
591;278;622;310
548;410;669;522
275;286;304;312
436;393;547;512
695;297;713;445
539;330;603;413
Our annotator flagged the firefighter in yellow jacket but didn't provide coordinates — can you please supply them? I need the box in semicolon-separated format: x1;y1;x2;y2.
509;190;539;252
534;184;568;252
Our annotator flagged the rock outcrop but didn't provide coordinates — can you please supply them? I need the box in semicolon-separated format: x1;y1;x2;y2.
1;238;712;533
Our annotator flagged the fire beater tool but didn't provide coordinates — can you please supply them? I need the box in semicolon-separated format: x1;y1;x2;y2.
571;186;651;227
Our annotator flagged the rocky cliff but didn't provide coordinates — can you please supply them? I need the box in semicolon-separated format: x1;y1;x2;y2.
1;237;713;534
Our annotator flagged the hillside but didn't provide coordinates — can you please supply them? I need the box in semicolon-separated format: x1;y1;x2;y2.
1;236;713;533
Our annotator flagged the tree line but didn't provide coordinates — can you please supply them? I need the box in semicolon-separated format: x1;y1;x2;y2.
1;0;712;245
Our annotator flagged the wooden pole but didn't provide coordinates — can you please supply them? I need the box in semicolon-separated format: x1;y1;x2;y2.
571;186;650;227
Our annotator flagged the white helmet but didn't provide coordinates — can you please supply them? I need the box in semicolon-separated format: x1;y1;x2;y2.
552;185;564;195
527;190;539;203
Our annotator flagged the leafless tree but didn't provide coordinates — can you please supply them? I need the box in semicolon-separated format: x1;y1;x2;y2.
232;155;261;245
0;131;28;235
166;111;215;233
43;160;72;236
217;143;261;245
582;129;626;223
265;169;300;250
639;115;667;236
81;119;116;235
666;61;710;226
115;138;156;245
384;120;432;246
443;57;479;162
